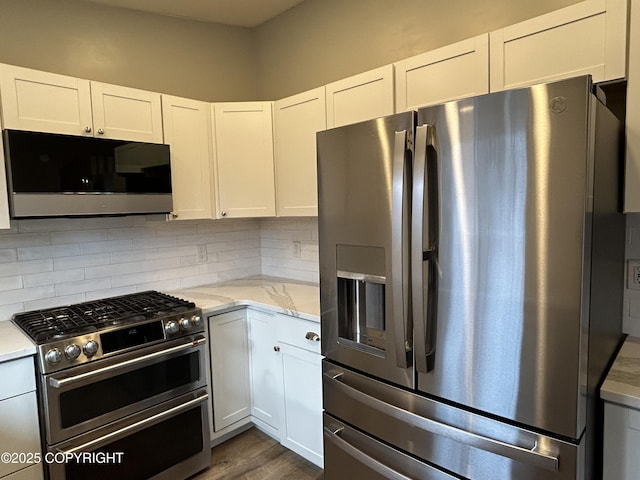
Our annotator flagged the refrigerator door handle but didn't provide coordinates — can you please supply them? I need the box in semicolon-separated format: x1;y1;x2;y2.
413;124;438;373
324;368;560;472
391;129;412;369
323;426;414;480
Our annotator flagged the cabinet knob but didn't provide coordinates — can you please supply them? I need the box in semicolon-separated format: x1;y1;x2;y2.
97;128;105;135
221;211;227;217
273;346;280;352
305;332;320;342
84;126;92;133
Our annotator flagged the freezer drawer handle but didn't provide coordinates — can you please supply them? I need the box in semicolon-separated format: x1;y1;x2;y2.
325;369;559;472
323;426;413;480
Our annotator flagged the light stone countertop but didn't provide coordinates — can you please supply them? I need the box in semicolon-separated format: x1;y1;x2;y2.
167;276;320;322
0;320;37;363
601;336;640;410
0;276;319;364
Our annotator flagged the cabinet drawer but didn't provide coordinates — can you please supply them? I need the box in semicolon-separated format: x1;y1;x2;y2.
0;356;35;401
0;391;42;478
3;464;44;480
276;314;321;354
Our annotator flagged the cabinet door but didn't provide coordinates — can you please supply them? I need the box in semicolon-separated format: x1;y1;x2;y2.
3;464;44;480
273;87;326;217
325;65;395;128
208;310;251;431
90;81;163;143
394;34;489;111
213;102;276;218
248;310;282;436
162;95;214;220
603;402;640;479
0;392;42;478
279;342;323;468
624;0;640;212
0;114;10;230
0;64;93;136
489;0;627;92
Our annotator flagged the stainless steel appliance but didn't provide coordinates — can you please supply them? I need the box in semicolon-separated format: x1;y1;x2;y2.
12;291;210;480
317;75;624;480
3;129;172;217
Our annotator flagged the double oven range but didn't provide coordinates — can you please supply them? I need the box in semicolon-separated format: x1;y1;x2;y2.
12;291;211;480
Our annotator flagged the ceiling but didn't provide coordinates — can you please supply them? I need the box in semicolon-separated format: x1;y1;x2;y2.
75;0;306;27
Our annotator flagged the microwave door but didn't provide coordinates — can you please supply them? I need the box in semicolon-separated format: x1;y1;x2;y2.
317;112;414;389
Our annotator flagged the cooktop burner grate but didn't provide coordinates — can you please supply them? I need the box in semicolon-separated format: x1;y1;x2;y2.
12;290;196;343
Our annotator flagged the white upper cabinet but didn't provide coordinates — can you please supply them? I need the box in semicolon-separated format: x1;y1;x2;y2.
213;102;276;219
0;64;93;136
489;0;627;92
162;95;214;220
624;0;640;212
0;64;163;142
394;34;489;111
273;87;326;217
90;82;163;143
325;65;395;128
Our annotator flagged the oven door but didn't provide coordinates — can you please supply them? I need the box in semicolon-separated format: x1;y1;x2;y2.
42;334;207;445
47;389;210;480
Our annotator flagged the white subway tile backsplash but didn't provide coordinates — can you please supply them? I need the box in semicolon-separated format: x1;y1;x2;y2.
0;215;319;320
23;269;84;287
0;249;18;263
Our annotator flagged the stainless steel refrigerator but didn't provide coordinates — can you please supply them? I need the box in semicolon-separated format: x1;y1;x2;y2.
317;75;624;480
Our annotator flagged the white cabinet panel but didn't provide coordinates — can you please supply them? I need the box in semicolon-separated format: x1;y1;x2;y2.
248;310;281;436
162;95;214;220
90;82;163;143
0;64;93;136
603;402;640;479
279;342;323;468
209;310;251;431
0;114;10;230
0;392;41;478
624;0;640;212
489;0;627;92
326;65;394;128
213;102;276;218
0;356;35;402
273;87;326;217
395;34;489;111
3;465;43;480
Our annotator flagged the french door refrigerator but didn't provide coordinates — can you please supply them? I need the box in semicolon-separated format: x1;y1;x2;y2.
317;75;624;480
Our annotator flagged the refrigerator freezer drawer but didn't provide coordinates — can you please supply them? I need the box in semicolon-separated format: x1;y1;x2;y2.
323;361;584;480
323;413;457;480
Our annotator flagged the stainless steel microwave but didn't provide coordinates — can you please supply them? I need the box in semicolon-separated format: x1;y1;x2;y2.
3;129;173;217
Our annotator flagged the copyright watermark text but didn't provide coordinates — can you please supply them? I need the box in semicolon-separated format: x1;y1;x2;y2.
1;451;124;465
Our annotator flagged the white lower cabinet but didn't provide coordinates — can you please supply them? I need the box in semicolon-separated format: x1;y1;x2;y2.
603;402;640;479
0;357;43;480
208;310;252;432
248;310;282;437
208;308;323;467
279;341;323;468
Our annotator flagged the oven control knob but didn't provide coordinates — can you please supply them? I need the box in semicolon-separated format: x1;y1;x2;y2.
179;317;191;330
83;340;99;357
45;348;62;364
64;344;81;360
191;314;202;327
165;320;179;335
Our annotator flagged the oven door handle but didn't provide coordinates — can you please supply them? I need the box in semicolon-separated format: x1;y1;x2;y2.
57;391;209;454
49;336;206;389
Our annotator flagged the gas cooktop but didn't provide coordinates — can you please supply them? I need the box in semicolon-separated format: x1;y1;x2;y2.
12;290;196;344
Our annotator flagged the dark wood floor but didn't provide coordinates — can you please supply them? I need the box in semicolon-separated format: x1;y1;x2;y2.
191;427;324;479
